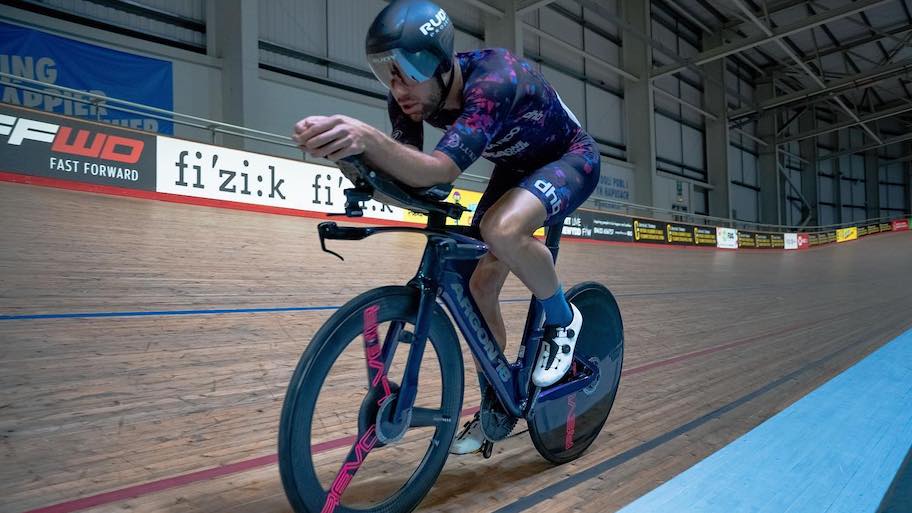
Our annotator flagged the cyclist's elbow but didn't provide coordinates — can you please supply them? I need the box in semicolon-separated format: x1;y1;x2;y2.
431;151;462;185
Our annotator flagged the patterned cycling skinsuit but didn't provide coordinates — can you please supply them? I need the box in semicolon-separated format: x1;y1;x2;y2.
388;48;600;229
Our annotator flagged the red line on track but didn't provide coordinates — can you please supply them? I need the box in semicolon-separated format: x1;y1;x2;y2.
6;171;898;252
19;320;802;513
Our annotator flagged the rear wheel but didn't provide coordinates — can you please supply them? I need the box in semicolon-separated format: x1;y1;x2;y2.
528;282;624;464
279;286;464;513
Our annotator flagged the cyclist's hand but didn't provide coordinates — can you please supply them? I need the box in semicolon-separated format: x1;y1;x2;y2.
292;115;374;161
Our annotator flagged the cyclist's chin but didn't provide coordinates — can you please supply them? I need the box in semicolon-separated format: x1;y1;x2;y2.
407;111;425;122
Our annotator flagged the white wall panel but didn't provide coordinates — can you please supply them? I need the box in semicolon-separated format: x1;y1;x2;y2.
743;152;758;186
247;76;388;159
172;60;222;141
582;29;621;90
38;0;205;47
732;184;758;222
728;145;742;182
541;64;586;129
888;185;904;208
455;30;483;53
680;82;703;125
819;204;836;225
596;158;634;201
539;7;584;76
582;2;620;34
327;0;386;67
820;175;835;203
852;180;865;203
585;84;624;145
436;0;484;36
681;125;704;169
654;173;691;213
260;0;327;55
655;114;682;162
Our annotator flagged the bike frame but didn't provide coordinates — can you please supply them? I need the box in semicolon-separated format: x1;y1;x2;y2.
318;214;599;422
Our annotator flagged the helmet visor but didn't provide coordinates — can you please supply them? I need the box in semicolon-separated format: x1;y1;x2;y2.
367;48;441;88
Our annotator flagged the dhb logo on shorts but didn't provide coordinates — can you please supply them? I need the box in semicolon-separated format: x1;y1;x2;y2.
534;179;561;216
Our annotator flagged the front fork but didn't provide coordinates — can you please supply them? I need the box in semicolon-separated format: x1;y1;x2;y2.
389;282;435;423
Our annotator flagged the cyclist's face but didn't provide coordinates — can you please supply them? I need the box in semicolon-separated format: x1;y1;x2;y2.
390;68;443;122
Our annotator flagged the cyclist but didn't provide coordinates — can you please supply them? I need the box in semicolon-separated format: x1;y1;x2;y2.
292;0;600;455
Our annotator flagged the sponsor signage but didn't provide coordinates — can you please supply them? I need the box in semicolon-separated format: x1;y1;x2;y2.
0;104;156;189
693;226;717;246
403;187;483;226
0;21;174;133
769;233;785;249
797;233;809;249
717;227;738;249
784;233;798;250
579;211;634;242
560;213;590;238
632;218;667;243
155;137;403;220
836;227;858;243
738;231;757;248
892;219;909;231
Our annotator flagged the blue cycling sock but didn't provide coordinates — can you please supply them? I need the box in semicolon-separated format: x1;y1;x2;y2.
538;285;572;327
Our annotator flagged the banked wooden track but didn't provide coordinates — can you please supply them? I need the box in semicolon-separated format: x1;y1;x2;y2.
1;181;910;513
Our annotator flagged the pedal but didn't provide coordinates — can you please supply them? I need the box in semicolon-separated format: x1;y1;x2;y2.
481;439;494;459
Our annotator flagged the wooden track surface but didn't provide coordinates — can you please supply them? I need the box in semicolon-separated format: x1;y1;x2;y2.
1;181;910;513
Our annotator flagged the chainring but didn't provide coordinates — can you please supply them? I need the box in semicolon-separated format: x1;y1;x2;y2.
479;389;518;442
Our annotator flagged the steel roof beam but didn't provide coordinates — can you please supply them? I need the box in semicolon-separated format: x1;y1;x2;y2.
653;0;892;80
516;0;559;16
819;131;912;160
779;102;912;143
729;56;912;119
729;0;883;144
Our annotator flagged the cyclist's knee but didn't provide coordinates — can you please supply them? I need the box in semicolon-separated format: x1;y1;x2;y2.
479;212;523;253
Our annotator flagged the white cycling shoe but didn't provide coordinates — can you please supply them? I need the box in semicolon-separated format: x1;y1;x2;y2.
532;303;583;387
449;412;489;455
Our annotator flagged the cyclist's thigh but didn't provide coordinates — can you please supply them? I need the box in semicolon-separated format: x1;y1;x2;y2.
470;164;523;235
517;131;601;226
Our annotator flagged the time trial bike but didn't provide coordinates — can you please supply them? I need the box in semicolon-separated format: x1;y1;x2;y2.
278;156;624;513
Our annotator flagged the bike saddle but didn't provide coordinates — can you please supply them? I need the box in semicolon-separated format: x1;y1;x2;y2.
336;156;464;220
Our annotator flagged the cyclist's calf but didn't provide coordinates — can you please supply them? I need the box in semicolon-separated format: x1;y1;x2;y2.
469;254;509;350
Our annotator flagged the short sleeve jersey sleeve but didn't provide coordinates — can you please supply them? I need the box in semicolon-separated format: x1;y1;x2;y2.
433;77;515;171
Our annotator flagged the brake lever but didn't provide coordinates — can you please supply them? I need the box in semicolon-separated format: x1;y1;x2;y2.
318;223;345;261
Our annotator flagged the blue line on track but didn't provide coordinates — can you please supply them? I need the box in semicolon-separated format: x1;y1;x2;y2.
0;298;532;321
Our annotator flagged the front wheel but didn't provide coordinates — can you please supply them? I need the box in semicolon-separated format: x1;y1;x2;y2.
528;281;624;464
279;286;464;513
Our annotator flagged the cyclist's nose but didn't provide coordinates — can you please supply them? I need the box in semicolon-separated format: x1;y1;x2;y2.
390;76;408;96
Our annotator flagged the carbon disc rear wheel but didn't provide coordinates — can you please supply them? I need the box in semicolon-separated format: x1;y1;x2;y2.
528;282;624;464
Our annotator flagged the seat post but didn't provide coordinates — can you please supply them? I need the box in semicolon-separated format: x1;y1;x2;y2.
427;211;446;230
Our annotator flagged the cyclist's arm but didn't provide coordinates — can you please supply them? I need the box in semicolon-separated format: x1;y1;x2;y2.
359;94;459;188
370;79;513;187
364;135;461;188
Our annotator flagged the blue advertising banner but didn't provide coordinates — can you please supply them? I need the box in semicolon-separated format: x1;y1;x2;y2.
0;21;173;134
